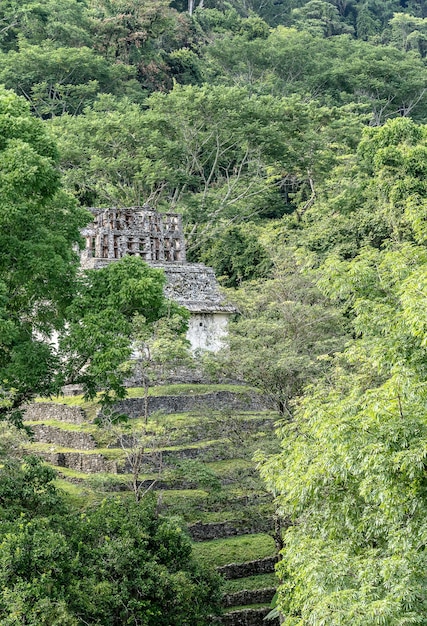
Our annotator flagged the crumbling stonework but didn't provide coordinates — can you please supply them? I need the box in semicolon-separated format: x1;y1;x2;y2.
81;207;185;266
24;403;87;424
36;450;119;473
217;557;277;580
188;518;273;542
108;390;266;419
30;424;96;450
215;607;279;626
223;588;276;608
80;206;236;352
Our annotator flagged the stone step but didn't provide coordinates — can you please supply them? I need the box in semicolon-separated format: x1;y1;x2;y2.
223;588;276;608
31;440;224;474
32;439;261;476
36;450;118;473
166;417;276;447
29;424;97;450
188;519;273;542
106;390;267;420
161;441;234;463
26;415;274;452
24;403;87;424
217;557;277;580
114;416;275;448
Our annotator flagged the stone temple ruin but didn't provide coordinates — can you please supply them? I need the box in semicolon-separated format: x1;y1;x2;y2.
80;206;236;351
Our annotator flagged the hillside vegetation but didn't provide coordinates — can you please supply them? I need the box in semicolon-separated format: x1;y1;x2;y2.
1;0;427;624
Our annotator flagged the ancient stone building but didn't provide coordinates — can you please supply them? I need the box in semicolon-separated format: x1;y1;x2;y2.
81;206;236;351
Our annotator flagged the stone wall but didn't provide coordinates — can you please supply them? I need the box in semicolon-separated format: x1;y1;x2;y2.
24;391;266;427
212;608;279;626
187;313;229;352
30;424;96;450
169;417;275;447
189;518;273;542
109;391;266;419
160;442;227;463
217;557;277;580
24;403;87;424
223;589;275;608
37;450;119;473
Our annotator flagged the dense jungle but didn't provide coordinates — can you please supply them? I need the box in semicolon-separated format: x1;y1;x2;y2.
1;0;427;623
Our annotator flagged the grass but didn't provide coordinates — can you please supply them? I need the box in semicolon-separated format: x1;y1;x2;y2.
53;478;97;508
160;488;209;503
48;465;92;480
52;465;158;484
160;438;223;452
25;419;97;433
222;573;277;594
127;384;258;397
192;533;276;568
191;502;274;524
206;458;254;475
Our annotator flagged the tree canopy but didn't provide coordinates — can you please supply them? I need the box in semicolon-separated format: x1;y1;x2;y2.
0;451;221;625
3;0;427;622
258;118;427;624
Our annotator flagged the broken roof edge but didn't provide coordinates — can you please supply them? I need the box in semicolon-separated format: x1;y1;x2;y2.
175;303;238;314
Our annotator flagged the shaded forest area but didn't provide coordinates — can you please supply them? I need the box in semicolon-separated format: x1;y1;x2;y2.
2;0;427;623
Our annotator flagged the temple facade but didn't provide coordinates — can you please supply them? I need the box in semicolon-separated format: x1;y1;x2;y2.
81;206;236;352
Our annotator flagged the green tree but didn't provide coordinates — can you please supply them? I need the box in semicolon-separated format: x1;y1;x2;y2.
204;26;427;123
0;454;222;625
50;87;363;256
60;256;186;404
0;86;89;424
0;40;137;117
0;88;181;425
291;0;354;36
0;0;92;52
215;249;347;415
259;118;427;624
389;12;427;56
87;0;199;91
199;223;272;287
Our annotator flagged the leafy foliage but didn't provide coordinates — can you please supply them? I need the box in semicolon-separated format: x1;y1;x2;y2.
60;256;188;403
258;118;427;623
0;86;89;424
3;2;427;622
213;249;347;415
0;454;222;625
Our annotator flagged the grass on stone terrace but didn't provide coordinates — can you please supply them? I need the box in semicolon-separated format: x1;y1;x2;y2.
192;533;276;568
36;383;258;411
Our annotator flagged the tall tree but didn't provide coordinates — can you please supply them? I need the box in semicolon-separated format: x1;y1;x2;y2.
0;86;89;424
259;118;427;624
213;249;347;415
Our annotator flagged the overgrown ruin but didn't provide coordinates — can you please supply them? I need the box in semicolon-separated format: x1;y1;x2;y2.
81;206;236;351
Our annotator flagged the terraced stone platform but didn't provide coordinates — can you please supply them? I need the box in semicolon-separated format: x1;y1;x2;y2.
24;385;281;623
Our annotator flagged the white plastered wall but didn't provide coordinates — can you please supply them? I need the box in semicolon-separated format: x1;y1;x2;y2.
187;313;229;352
